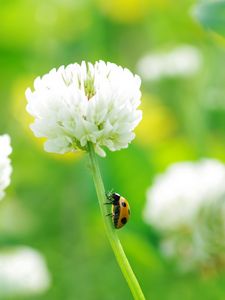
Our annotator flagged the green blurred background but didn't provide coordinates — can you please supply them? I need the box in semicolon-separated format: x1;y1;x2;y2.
1;0;225;299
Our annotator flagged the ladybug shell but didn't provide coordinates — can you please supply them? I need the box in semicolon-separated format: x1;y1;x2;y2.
112;196;131;229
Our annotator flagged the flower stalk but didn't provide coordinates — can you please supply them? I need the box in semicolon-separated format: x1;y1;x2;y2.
88;142;146;300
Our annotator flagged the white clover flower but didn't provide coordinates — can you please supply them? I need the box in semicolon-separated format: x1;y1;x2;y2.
0;247;51;296
0;135;12;200
25;61;142;157
144;159;225;231
137;45;202;81
143;159;225;272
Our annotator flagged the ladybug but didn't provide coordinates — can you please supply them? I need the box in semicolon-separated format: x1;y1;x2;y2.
106;192;131;229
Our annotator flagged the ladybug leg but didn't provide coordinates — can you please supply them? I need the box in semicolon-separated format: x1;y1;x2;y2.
106;213;113;217
105;190;114;201
104;192;113;204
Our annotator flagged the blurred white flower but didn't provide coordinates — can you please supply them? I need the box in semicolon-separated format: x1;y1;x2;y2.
0;247;51;296
0;134;12;200
144;159;225;272
144;159;225;231
137;45;202;81
26;61;142;157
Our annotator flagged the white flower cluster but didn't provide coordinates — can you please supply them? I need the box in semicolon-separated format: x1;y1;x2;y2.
0;135;12;200
144;159;225;272
26;61;142;157
0;247;51;296
137;45;202;81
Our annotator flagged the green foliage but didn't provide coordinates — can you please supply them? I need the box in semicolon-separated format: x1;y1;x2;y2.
193;0;225;37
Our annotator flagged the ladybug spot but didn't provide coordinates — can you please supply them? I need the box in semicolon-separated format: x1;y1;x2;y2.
121;202;126;207
121;217;127;224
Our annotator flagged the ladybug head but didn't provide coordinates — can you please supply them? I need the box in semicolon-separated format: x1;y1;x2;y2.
112;193;120;204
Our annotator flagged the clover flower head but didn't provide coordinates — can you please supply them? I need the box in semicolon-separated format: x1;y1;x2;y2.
143;159;225;272
25;61;142;157
137;45;202;81
0;134;12;200
0;247;51;296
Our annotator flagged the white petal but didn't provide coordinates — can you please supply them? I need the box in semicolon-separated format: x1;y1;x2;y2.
44;136;73;154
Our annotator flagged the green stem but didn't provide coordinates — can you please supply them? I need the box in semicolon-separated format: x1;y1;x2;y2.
87;143;146;300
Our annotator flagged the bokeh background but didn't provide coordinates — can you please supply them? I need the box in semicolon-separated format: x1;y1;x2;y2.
1;0;225;299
